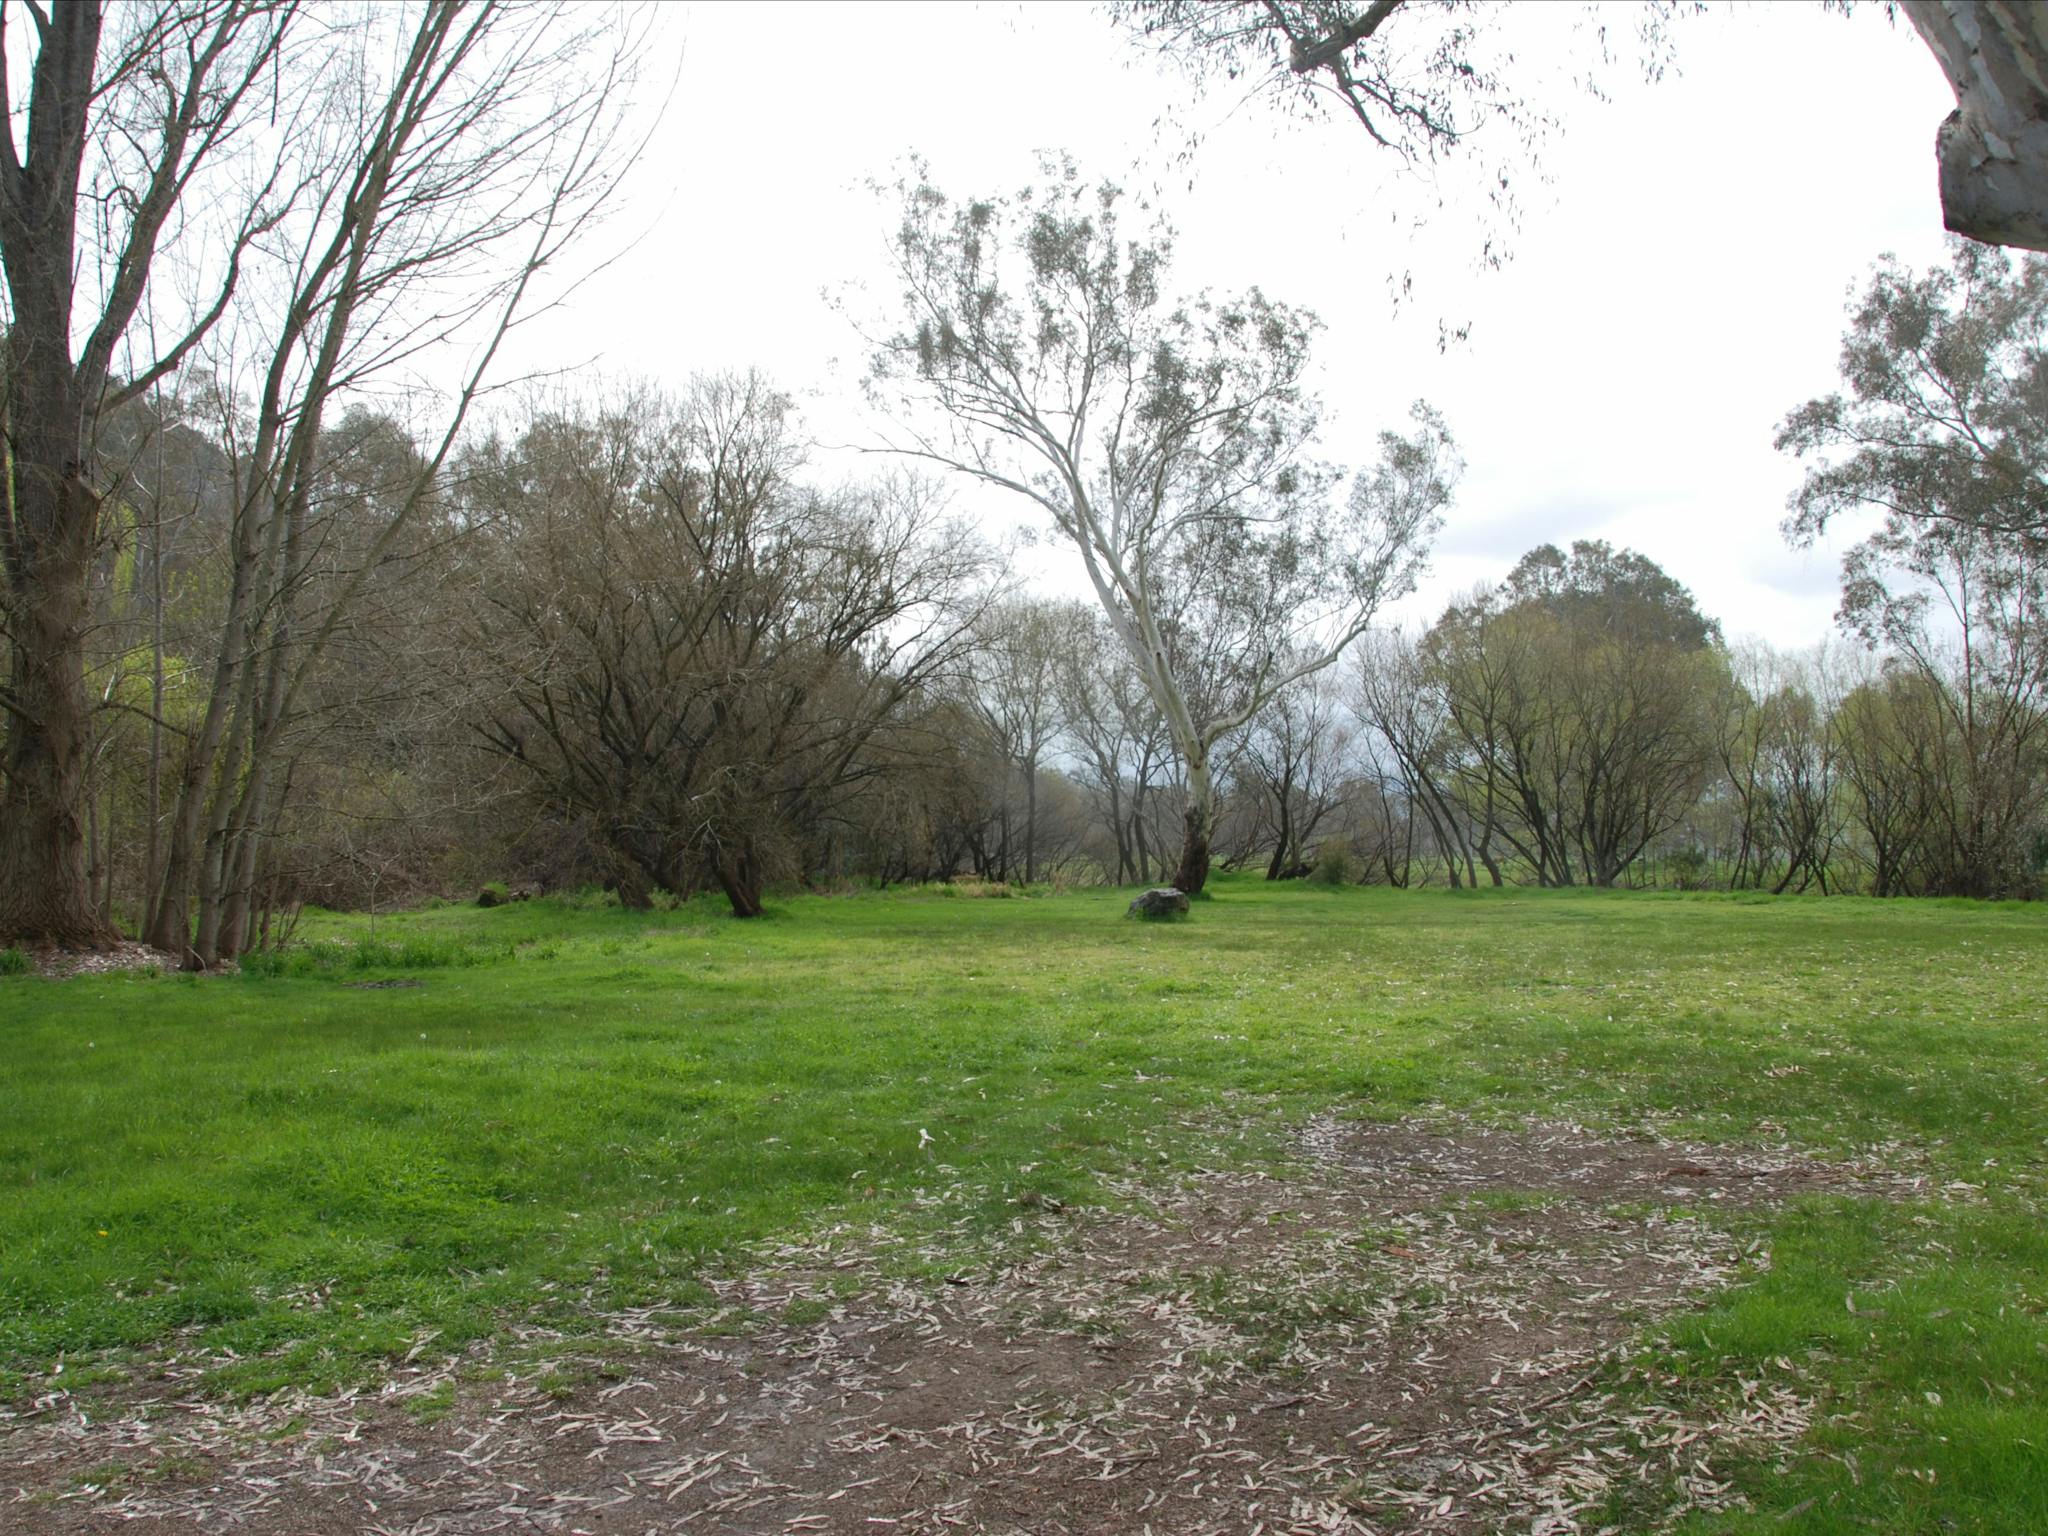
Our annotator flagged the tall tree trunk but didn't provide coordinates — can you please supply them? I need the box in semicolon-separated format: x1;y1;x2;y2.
1130;781;1149;884
714;847;765;918
0;462;120;947
1108;779;1130;884
1264;768;1294;881
0;3;115;948
145;504;167;911
1906;1;2048;250
1023;756;1038;885
1172;756;1215;895
99;759;117;924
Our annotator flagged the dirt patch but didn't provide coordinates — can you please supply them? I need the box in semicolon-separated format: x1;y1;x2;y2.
11;941;185;980
1;1117;1901;1534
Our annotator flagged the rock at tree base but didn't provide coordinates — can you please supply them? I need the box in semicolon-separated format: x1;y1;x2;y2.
1127;887;1190;920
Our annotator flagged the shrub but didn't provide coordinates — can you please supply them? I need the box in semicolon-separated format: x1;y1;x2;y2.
1664;848;1712;891
1309;848;1352;886
927;878;1019;899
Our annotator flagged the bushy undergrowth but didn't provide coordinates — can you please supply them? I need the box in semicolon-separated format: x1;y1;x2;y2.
237;933;513;977
926;877;1025;899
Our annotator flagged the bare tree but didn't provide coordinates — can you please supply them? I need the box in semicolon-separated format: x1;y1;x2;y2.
1835;517;2048;897
0;0;296;945
865;162;1455;895
1353;628;1492;887
1240;669;1354;880
956;597;1080;884
130;0;644;965
1055;611;1175;885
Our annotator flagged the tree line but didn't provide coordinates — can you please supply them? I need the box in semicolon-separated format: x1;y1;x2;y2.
30;344;2048;950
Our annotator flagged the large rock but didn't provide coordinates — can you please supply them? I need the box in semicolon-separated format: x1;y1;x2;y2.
1127;886;1190;920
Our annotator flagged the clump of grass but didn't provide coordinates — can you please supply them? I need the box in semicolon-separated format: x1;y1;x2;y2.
922;877;1022;899
237;934;511;978
0;947;29;977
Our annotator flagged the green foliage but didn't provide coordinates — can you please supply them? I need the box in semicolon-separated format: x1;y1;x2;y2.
0;948;28;977
1422;541;1727;888
1779;238;2048;548
1308;847;1351;885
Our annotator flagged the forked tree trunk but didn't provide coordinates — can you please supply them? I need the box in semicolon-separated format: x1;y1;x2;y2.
714;847;766;918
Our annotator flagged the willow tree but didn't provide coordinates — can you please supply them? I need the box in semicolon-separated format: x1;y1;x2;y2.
463;379;988;918
866;164;1456;895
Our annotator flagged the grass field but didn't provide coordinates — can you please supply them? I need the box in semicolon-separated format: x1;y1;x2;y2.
3;878;2045;1531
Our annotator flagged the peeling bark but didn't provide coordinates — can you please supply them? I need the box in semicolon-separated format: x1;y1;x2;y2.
1906;1;2048;250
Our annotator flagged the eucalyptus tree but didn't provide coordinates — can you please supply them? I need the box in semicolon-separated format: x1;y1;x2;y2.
1779;240;2048;548
866;163;1456;894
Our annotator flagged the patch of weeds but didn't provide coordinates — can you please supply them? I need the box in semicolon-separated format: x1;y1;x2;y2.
403;1380;456;1424
67;1460;131;1491
692;1306;765;1338
139;1453;210;1485
532;1366;586;1402
0;946;29;976
1028;1302;1115;1338
781;1296;833;1327
923;878;1022;899
1394;1279;1445;1316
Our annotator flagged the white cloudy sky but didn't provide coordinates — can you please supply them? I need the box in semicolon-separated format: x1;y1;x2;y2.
501;1;1959;650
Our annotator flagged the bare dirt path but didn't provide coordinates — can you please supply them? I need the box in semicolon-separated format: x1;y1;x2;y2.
4;1117;1914;1535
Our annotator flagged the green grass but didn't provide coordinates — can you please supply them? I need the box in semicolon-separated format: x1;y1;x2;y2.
3;877;2046;1528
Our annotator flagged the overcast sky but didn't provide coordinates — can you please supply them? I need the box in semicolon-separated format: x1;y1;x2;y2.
501;1;1959;651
